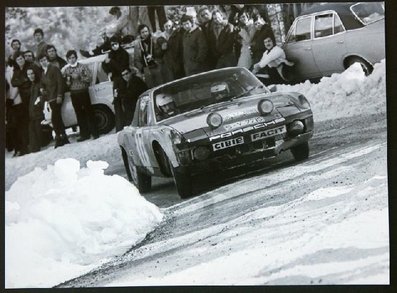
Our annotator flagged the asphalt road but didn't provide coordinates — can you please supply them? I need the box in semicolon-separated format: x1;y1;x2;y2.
57;111;388;287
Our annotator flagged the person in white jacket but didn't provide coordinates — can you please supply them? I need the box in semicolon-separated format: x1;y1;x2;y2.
252;36;293;85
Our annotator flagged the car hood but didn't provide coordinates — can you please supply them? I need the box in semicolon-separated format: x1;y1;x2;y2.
160;92;307;142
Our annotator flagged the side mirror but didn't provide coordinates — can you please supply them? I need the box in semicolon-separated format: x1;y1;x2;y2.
269;85;277;93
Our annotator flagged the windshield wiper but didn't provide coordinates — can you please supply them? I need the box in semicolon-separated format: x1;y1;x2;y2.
232;85;263;100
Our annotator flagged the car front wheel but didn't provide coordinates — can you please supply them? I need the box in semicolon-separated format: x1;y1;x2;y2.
291;142;310;162
93;105;115;134
121;148;151;193
171;166;193;199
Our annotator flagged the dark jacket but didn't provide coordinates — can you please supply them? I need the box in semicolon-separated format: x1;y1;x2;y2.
40;63;64;103
11;63;32;103
114;74;148;102
29;82;44;120
157;28;185;79
182;26;208;76
50;56;67;70
251;24;275;64
133;36;162;72
102;47;130;80
207;22;237;68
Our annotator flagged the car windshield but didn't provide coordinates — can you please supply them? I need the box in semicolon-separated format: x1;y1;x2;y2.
153;68;265;121
351;2;384;25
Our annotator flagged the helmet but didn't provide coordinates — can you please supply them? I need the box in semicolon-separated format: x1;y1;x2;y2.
210;82;230;100
156;94;176;116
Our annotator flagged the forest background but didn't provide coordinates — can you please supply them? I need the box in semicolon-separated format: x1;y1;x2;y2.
5;4;312;60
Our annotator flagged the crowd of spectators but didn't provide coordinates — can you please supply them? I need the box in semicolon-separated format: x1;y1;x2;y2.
5;4;293;157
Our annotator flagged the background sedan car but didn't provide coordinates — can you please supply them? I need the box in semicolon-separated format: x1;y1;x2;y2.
118;67;314;198
283;2;385;82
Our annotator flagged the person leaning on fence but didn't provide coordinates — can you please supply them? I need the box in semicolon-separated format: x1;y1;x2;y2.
63;50;99;141
251;35;294;86
133;24;163;88
113;67;148;131
38;53;70;148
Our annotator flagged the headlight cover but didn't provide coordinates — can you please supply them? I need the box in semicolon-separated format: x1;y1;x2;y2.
207;112;223;129
258;99;274;115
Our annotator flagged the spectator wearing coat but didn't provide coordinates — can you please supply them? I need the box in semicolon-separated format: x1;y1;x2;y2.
23;50;36;64
235;10;256;69
102;35;130;82
33;28;48;63
251;15;275;64
11;52;32;155
46;44;67;69
38;53;69;148
7;39;22;68
181;14;208;76
26;66;44;153
197;6;216;70
156;20;185;82
133;24;163;88
207;10;237;69
113;68;148;131
63;50;99;141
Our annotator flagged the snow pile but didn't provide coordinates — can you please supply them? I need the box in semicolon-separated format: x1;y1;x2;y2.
5;158;164;288
277;59;386;121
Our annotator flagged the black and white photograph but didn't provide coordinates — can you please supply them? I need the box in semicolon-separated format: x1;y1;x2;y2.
4;0;392;289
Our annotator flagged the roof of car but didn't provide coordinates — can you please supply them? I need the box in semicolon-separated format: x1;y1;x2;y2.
299;2;364;30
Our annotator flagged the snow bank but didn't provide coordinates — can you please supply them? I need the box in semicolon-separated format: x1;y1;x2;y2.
5;158;164;288
277;59;386;122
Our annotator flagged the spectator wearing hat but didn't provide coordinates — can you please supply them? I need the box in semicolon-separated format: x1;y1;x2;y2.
133;24;163;88
63;50;99;141
180;14;208;76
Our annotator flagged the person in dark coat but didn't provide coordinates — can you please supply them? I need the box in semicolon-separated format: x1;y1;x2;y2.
46;44;67;70
251;15;275;64
181;14;208;76
102;35;130;82
63;50;99;141
113;68;148;131
133;24;163;88
7;39;22;68
156;20;185;82
26;66;44;153
23;50;36;64
207;10;237;69
11;52;32;155
33;28;48;63
38;53;69;148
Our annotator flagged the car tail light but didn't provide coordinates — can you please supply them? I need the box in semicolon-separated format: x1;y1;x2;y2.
258;99;274;115
288;120;305;137
192;146;211;160
207;112;223;129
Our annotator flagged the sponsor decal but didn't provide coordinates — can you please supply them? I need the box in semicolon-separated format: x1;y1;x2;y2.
212;136;244;151
251;126;286;142
210;117;285;142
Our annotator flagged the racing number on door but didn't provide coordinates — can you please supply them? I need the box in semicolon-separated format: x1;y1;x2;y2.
135;129;150;166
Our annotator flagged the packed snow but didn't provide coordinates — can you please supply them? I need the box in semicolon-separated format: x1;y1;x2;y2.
4;60;387;288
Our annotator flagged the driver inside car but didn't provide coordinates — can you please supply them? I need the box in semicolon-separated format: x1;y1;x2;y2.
156;94;178;119
210;82;230;101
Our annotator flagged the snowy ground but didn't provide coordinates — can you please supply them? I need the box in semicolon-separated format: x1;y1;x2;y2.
4;60;388;288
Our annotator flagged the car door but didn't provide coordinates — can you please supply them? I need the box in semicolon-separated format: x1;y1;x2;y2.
311;12;347;76
283;15;320;81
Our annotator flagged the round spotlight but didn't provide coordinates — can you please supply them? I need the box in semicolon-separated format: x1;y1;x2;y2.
207;112;223;128
193;146;211;160
258;99;274;115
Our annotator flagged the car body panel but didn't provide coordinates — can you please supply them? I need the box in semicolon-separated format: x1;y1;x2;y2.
283;2;385;82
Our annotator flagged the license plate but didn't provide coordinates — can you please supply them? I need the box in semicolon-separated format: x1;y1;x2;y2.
212;136;244;151
251;126;286;142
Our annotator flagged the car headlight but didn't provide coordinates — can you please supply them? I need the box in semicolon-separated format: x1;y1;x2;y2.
207;112;223;129
192;146;211;160
258;99;274;115
170;130;183;145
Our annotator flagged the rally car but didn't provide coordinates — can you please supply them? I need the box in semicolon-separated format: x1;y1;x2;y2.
118;67;314;198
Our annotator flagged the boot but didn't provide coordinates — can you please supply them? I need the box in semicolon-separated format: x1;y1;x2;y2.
54;135;64;149
61;134;70;145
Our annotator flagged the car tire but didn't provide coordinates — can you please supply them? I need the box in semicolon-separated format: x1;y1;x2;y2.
171;166;193;199
291;142;309;162
121;148;151;193
346;57;373;76
93;105;115;134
